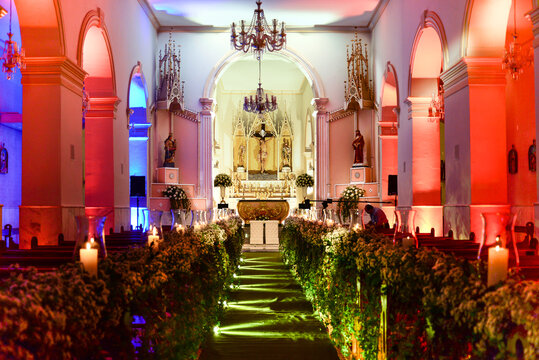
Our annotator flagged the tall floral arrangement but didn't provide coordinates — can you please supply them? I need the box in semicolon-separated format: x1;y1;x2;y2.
214;173;232;187
337;185;365;221
163;185;190;210
295;173;314;188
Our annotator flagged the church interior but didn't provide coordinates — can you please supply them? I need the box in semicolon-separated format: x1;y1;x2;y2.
0;0;538;358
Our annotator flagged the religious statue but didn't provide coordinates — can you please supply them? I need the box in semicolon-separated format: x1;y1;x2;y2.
529;140;536;172
352;130;365;165
163;133;177;167
281;138;291;168
257;138;268;174
508;144;518;174
0;143;7;174
238;144;246;168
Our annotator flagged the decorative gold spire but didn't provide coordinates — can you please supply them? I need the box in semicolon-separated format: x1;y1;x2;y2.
344;33;374;111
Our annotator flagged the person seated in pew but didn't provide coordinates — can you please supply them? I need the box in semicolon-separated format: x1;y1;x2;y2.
364;204;389;230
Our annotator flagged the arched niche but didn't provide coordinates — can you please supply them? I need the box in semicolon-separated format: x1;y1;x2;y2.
78;8;118;231
127;62;150;229
408;12;447;235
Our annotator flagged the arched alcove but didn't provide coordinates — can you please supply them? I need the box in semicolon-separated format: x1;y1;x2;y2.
408;16;446;234
127;62;150;229
0;0;23;244
79;10;118;231
210;52;316;208
378;62;399;224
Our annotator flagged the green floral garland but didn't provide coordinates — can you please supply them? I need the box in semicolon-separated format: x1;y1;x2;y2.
280;218;539;359
0;217;244;359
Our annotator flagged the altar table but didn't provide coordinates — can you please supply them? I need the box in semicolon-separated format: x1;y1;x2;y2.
237;200;289;224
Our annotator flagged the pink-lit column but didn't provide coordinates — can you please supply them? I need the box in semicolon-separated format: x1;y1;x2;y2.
199;98;213;209
441;58;508;240
530;7;539;234
19;57;86;248
84;96;121;233
405;97;442;235
314;98;329;200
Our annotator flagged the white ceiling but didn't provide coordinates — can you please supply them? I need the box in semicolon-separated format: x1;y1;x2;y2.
148;0;382;28
218;53;308;92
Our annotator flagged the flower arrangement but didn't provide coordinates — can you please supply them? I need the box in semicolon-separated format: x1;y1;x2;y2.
337;185;366;221
214;173;233;187
163;185;190;210
295;173;314;187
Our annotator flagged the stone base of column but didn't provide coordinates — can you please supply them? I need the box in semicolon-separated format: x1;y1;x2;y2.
413;205;443;236
19;205;85;249
443;205;470;240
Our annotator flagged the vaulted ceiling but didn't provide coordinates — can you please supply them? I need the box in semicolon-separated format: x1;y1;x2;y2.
146;0;383;28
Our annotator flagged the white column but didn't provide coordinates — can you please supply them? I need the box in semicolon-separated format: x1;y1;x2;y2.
314;98;329;199
199;98;214;209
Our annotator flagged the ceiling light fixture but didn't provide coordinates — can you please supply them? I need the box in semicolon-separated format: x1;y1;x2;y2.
243;56;277;114
1;0;25;80
502;0;533;80
231;1;286;57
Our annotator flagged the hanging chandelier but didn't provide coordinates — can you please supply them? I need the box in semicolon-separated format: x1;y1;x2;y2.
243;57;277;114
231;1;286;57
502;0;533;80
1;0;25;80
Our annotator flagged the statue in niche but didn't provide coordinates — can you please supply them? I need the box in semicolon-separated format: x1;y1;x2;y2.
0;143;7;174
529;140;536;172
508;145;518;174
281;138;292;168
238;144;246;168
163;133;177;167
253;123;274;174
352;130;365;165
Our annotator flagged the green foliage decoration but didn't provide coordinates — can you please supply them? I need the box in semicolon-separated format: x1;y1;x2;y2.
0;217;244;359
280;217;539;360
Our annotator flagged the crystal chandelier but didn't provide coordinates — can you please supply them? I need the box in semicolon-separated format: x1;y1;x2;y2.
243;57;277;114
502;0;533;80
1;0;25;80
231;1;286;57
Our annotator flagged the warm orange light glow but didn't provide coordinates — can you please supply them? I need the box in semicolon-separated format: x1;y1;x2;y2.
86;242;91;250
82;27;113;78
411;28;442;79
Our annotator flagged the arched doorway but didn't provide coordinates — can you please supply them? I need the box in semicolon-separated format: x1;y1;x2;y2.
127;62;150;229
408;14;447;235
0;0;23;245
78;10;118;233
379;62;399;225
208;51;318;209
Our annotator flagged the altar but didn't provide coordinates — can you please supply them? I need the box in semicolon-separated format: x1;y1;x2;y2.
237;200;290;224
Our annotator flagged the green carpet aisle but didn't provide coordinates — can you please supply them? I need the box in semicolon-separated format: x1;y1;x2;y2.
199;252;340;360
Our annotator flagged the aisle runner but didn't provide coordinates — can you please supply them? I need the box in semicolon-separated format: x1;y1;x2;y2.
199;252;339;360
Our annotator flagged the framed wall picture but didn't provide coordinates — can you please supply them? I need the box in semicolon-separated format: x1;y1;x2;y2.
0;143;7;174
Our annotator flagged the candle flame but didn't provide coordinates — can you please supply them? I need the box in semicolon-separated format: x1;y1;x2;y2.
90;237;94;243
152;227;157;236
495;245;500;252
86;242;91;250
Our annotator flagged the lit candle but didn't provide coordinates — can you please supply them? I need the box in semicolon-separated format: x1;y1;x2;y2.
148;226;160;246
176;224;184;233
326;219;334;226
488;244;509;286
353;224;360;232
402;236;415;249
80;242;98;276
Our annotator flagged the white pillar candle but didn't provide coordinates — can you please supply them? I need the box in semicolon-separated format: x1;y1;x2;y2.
488;245;509;286
80;242;98;276
326;219;334;226
148;226;160;246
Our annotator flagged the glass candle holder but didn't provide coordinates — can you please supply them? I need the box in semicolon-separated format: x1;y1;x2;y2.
349;209;363;230
74;215;107;260
148;210;163;237
393;209;417;248
479;212;518;272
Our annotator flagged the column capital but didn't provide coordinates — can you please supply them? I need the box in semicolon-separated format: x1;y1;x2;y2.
404;96;433;119
313;98;329;113
21;56;87;95
86;96;121;118
528;7;539;48
440;57;505;97
199;97;214;115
